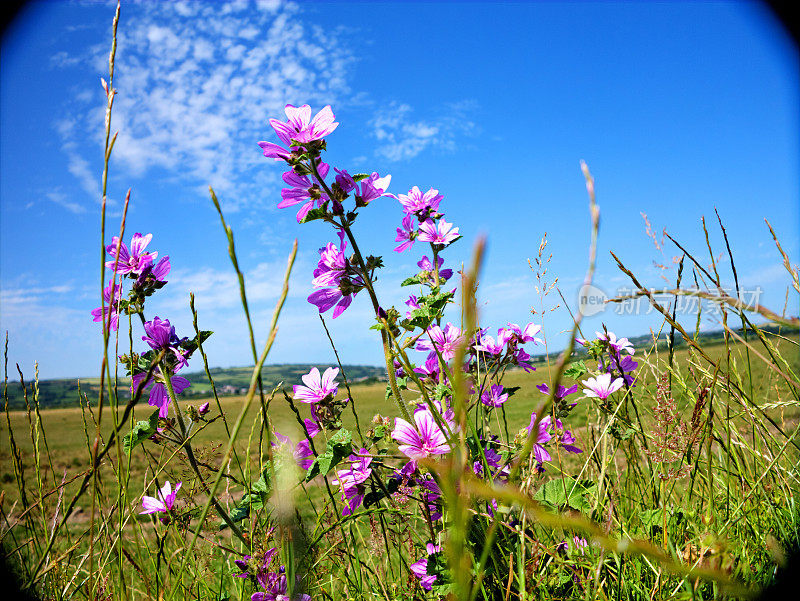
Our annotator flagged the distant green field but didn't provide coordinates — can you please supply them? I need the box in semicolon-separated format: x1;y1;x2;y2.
2;334;796;509
2;363;386;410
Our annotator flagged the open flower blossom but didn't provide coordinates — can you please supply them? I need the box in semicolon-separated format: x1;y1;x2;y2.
393;409;453;460
140;480;181;515
331;448;373;516
499;322;542;346
293;367;339;403
596;331;635;355
409;543;441;591
279;162;329;222
91;279;122;331
481;384;509;407
417;218;459;246
106;232;157;275
308;231;363;318
582;373;624;400
417;255;453;282
397;186;443;218
416;323;464;362
394;213;416;252
475;334;504;356
270;104;338;147
132;368;191;418
355;172;391;206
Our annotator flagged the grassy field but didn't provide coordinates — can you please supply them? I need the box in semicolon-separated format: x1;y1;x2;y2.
3;334;797;516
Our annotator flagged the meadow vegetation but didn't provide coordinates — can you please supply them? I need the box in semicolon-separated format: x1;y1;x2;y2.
2;4;799;600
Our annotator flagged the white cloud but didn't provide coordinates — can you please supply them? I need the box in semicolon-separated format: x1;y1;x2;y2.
370;100;478;162
58;0;356;210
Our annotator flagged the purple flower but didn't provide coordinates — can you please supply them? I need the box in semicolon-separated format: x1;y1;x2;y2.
596;331;634;355
417;255;453;282
331;448;372;516
417;219;459;246
91;279;122;332
257;139;293;162
273;432;316;471
527;413;554;465
537;383;578;400
304;418;321;438
140;480;181;515
481;384;509;408
269;104;338;147
394;213;416;253
279;162;330;222
293;367;339;403
416;323;464;362
354;172;391;206
134;256;171;288
106;233;157;275
198;401;210;416
334;168;357;193
558;536;588;556
409;543;441;591
397;186;443;218
537;383;579;412
404;295;421;318
413;353;441;382
312;231;348;287
474;334;504;356
132;370;191;418
582;373;624;400
420;477;442;521
251;554;312;601
605;354;639;386
142;316;188;369
392;409;452;460
308;287;357;319
308;231;363;319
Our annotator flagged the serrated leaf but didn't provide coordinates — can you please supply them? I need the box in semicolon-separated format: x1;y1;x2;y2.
564;360;588;380
305;429;353;481
122;410;160;453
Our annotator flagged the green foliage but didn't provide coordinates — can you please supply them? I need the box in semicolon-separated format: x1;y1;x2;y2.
305;429;353;482
534;478;598;514
122;409;160;453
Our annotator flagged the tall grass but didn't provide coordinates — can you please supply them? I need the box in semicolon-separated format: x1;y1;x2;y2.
2;3;799;600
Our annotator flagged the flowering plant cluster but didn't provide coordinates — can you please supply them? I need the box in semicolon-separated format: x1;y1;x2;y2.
241;104;652;595
105;104;652;600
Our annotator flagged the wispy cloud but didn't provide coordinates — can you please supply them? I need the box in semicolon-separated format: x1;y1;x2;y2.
58;0;356;210
370;100;478;162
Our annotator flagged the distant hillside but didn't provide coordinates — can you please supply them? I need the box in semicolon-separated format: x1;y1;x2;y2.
2;364;386;410
3;324;795;410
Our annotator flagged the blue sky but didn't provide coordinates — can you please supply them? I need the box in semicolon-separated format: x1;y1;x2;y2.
1;0;797;380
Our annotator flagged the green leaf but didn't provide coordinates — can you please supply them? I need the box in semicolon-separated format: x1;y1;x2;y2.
299;208;327;224
351;173;371;182
401;275;424;287
564;360;588;380
639;508;665;532
305;429;353;482
533;478;597;513
122;410;160;453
